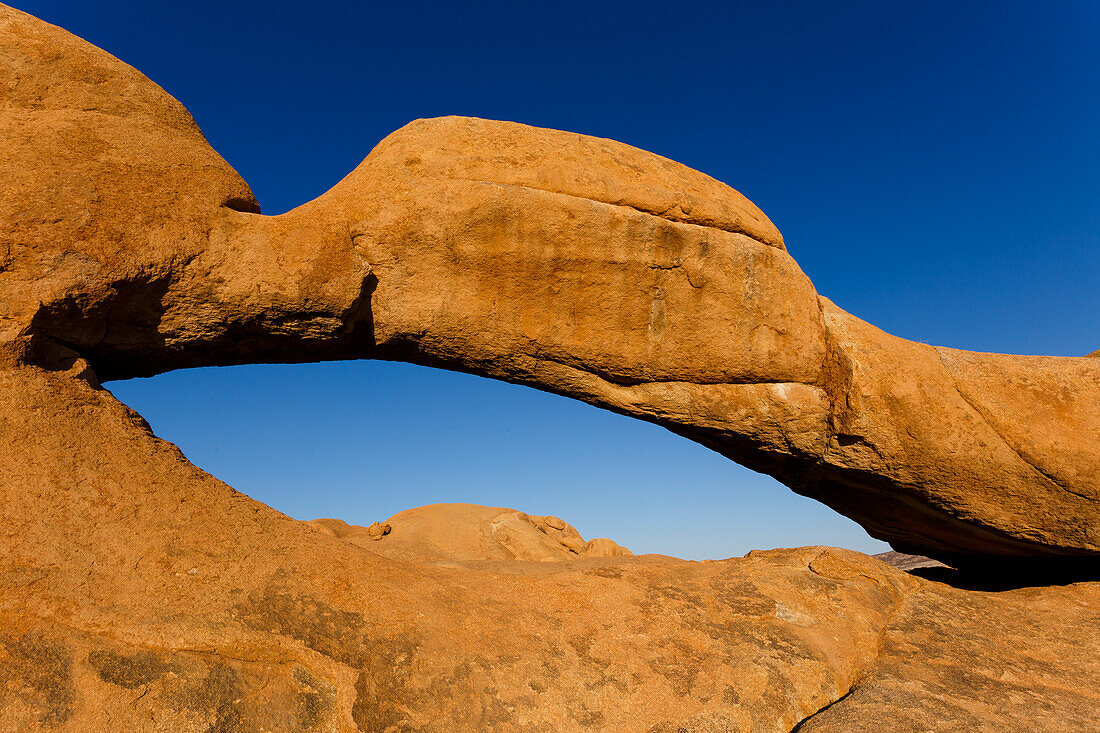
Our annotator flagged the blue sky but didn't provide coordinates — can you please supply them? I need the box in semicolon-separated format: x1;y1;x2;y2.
20;2;1098;558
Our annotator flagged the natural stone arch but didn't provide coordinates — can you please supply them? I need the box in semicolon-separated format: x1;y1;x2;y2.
3;7;1100;732
2;4;1097;567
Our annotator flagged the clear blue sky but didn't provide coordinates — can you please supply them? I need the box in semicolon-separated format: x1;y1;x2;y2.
20;2;1098;559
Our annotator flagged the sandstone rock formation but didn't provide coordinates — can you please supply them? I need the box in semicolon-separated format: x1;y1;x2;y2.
1;5;1098;731
308;504;632;563
1;4;1095;566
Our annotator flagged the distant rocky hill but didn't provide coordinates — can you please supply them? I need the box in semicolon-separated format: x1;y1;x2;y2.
307;503;631;563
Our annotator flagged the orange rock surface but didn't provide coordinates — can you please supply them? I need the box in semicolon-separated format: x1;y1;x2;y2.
1;5;1097;731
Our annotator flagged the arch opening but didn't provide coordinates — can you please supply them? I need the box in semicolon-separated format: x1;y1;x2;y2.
107;360;891;560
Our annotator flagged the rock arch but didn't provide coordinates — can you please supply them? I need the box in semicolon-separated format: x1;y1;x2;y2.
1;4;1097;566
3;7;1100;731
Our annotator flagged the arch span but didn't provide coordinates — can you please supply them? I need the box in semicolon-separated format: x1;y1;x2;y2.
2;6;1096;565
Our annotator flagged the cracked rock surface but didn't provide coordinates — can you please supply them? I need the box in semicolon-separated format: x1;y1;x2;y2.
1;4;1098;731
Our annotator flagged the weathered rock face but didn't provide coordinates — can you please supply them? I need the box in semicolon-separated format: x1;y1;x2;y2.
1;5;1099;731
795;574;1100;732
1;5;1094;565
0;5;259;367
